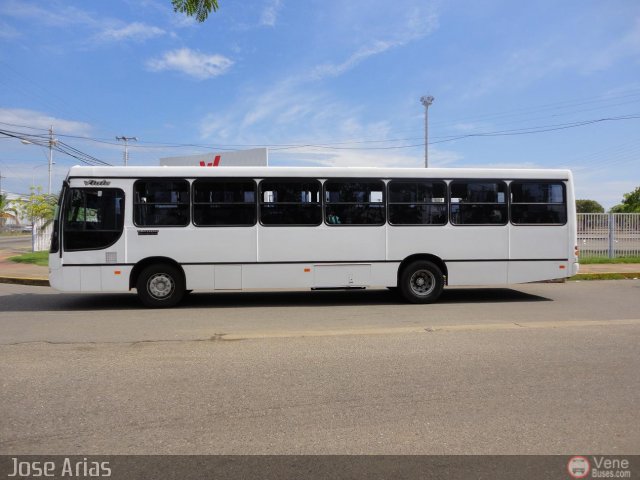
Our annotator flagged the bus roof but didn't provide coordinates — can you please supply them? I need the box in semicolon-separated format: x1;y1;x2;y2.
67;165;572;180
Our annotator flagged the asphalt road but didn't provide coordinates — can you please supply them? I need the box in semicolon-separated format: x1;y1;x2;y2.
1;281;639;454
0;234;30;254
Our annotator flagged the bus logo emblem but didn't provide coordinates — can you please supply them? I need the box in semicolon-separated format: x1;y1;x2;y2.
84;180;111;186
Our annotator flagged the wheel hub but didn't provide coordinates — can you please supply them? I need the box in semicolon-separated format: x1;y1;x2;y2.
148;273;174;299
409;270;436;296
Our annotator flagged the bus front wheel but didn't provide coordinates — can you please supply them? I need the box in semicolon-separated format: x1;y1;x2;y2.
399;261;444;304
136;264;185;308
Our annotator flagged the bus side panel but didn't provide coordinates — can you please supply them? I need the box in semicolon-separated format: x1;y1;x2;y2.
258;226;386;262
508;261;569;283
387;226;447;261
53;266;81;291
509;225;569;259
183;265;215;290
388;225;509;261
242;264;314;289
446;262;508;286
509;225;570;282
371;262;400;287
388;225;509;285
125;226;258;264
100;266;132;291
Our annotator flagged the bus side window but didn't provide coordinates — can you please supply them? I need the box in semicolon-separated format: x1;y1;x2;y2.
324;180;385;226
388;180;447;225
134;179;190;227
510;181;566;225
193;179;256;226
259;179;322;226
449;181;507;225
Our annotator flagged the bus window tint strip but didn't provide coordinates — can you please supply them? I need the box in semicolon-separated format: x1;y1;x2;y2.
259;179;321;225
193;179;256;226
324;180;385;225
388;180;447;225
449;181;508;225
511;181;567;225
134;179;190;227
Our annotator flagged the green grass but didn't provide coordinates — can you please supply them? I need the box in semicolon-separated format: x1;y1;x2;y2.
579;256;640;264
570;273;639;281
8;251;49;267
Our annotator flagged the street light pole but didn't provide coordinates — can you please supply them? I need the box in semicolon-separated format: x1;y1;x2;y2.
420;95;434;168
116;136;138;166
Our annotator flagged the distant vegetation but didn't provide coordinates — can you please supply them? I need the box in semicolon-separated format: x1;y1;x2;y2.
576;199;604;213
610;186;640;213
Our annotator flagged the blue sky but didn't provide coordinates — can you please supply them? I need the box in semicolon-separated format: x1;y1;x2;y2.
0;0;639;208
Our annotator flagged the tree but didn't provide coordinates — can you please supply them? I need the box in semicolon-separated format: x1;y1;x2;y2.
12;187;58;229
0;194;19;227
576;199;604;213
172;0;220;22
610;186;640;213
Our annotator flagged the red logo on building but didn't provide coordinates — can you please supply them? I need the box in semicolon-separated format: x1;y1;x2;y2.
199;155;221;167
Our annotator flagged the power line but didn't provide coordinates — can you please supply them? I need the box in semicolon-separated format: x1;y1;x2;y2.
0;128;111;166
2;113;639;153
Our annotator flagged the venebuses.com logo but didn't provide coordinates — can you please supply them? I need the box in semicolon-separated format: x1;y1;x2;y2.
567;456;632;479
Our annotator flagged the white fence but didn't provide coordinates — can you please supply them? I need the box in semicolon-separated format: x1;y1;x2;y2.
577;213;640;258
34;221;52;252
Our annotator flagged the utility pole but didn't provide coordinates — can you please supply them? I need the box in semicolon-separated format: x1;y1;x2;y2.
0;168;5;196
420;95;434;168
116;136;138;166
48;125;55;194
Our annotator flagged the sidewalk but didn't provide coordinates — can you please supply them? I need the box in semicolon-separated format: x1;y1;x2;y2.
0;243;49;285
0;252;638;287
578;263;640;274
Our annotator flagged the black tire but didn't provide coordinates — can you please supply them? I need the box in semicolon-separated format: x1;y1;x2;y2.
136;264;185;308
399;261;444;304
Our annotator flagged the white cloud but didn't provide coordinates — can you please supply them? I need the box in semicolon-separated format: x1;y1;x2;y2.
98;22;166;42
147;48;234;80
260;0;282;27
584;17;640;73
459;16;640;99
0;1;168;46
270;145;460;169
0;108;92;135
308;8;438;80
0;1;98;28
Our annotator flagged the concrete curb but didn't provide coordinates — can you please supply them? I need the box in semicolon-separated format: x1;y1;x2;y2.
0;276;50;286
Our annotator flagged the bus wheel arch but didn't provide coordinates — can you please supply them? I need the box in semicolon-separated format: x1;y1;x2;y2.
130;257;186;308
397;254;447;304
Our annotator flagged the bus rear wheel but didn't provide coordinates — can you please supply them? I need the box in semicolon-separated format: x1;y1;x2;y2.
399;261;444;304
136;264;185;308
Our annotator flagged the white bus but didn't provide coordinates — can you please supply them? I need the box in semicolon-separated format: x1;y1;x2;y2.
49;166;579;307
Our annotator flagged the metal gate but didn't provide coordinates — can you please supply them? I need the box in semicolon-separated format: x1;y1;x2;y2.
577;213;640;258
